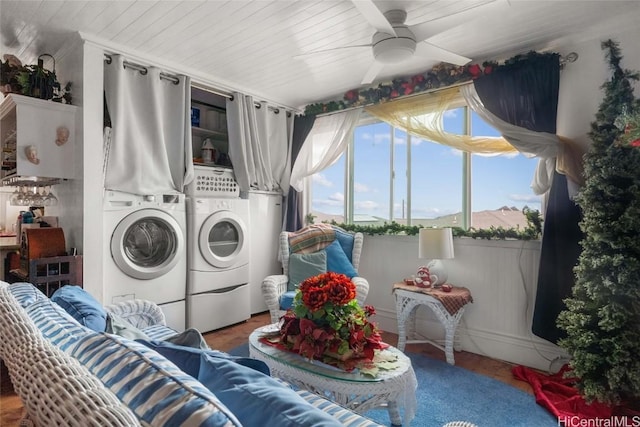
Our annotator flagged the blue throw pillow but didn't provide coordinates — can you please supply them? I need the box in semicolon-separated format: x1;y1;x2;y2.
333;228;355;262
198;353;342;427
287;250;327;291
325;240;358;278
51;285;107;332
279;290;297;310
137;339;270;377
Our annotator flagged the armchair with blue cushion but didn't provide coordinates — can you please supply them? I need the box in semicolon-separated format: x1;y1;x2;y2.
262;224;370;324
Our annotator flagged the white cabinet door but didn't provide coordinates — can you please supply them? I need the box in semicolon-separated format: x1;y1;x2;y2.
1;94;78;180
248;191;283;314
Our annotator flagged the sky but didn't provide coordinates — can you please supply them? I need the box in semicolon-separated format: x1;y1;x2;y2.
312;109;540;220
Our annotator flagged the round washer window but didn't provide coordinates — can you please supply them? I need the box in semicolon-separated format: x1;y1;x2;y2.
111;209;184;280
198;210;247;269
208;220;240;258
124;217;177;267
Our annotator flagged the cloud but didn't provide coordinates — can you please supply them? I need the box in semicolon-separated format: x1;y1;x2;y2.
312;173;332;187
313;192;344;208
354;200;378;210
354;182;370;192
443;109;458;119
509;193;541;204
374;132;390;145
328;192;344;202
411;206;458;218
392;133;431;146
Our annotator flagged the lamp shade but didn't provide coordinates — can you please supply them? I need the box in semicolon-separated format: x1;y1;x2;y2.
418;228;454;260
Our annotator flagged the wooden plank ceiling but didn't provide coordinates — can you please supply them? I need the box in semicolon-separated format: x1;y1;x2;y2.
0;1;637;110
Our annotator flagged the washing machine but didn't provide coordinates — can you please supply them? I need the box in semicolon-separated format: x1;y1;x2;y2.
103;190;187;331
186;196;251;332
185;166;251;332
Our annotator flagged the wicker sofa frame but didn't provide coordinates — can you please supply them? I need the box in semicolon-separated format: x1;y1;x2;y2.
0;282;382;426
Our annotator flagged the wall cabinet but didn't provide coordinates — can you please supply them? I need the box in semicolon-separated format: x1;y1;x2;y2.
0;94;78;181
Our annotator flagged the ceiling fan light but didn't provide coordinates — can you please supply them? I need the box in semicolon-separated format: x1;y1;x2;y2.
373;37;416;64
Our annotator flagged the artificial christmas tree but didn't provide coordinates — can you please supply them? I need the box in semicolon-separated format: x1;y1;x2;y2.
557;40;640;408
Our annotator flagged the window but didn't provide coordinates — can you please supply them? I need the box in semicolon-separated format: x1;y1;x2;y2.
310;107;539;229
310;153;345;223
470;111;540;230
352;121;391;223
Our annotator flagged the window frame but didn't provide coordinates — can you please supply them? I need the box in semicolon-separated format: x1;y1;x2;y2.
307;105;537;229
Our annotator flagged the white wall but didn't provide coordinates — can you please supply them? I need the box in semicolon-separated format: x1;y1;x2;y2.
38;34;84;253
557;27;640;149
359;235;566;371
80;42;107;302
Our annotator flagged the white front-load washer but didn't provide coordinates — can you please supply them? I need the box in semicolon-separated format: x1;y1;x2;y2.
186;197;250;332
103;190;187;331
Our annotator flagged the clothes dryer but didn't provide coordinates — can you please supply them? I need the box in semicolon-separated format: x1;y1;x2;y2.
103;190;187;331
186;196;250;332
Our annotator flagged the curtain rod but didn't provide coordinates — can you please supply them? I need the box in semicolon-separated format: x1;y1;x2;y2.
192;82;289;115
104;54;180;85
559;52;579;68
103;54;289;115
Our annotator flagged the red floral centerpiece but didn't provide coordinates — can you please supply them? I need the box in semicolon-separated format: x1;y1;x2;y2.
279;272;387;371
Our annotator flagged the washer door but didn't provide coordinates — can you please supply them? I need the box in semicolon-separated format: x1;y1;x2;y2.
111;209;184;280
199;210;247;269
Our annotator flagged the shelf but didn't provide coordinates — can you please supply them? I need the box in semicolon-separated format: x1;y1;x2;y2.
1;175;61;187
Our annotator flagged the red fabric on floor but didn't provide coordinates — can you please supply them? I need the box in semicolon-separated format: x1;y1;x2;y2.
512;364;613;419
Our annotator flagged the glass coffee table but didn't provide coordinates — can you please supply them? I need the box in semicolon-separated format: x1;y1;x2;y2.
249;325;418;426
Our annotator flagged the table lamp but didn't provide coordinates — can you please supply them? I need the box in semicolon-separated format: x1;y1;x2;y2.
418;227;454;286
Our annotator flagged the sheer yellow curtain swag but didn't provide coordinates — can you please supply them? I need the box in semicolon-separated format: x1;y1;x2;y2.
364;86;517;155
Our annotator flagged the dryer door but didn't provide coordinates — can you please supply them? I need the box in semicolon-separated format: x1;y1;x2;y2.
198;210;248;269
111;209;184;280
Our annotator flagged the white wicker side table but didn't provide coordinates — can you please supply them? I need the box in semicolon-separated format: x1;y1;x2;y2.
249;325;418;426
393;284;473;365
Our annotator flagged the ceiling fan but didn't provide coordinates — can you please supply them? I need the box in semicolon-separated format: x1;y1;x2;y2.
299;0;505;85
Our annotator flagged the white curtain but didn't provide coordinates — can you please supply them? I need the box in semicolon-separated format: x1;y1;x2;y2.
104;55;193;195
227;93;293;193
460;84;574;196
289;109;362;192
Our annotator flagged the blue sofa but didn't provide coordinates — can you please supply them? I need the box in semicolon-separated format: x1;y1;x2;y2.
0;282;382;426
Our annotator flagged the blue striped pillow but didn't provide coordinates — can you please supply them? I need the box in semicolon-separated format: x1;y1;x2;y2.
26;297;91;351
9;282;48;308
70;332;240;427
142;323;180;341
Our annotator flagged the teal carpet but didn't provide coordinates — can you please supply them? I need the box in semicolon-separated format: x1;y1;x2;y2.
228;344;556;426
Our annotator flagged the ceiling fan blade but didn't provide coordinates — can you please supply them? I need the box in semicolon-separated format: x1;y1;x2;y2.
361;61;385;85
294;44;371;59
409;0;509;41
351;0;397;36
415;42;471;66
